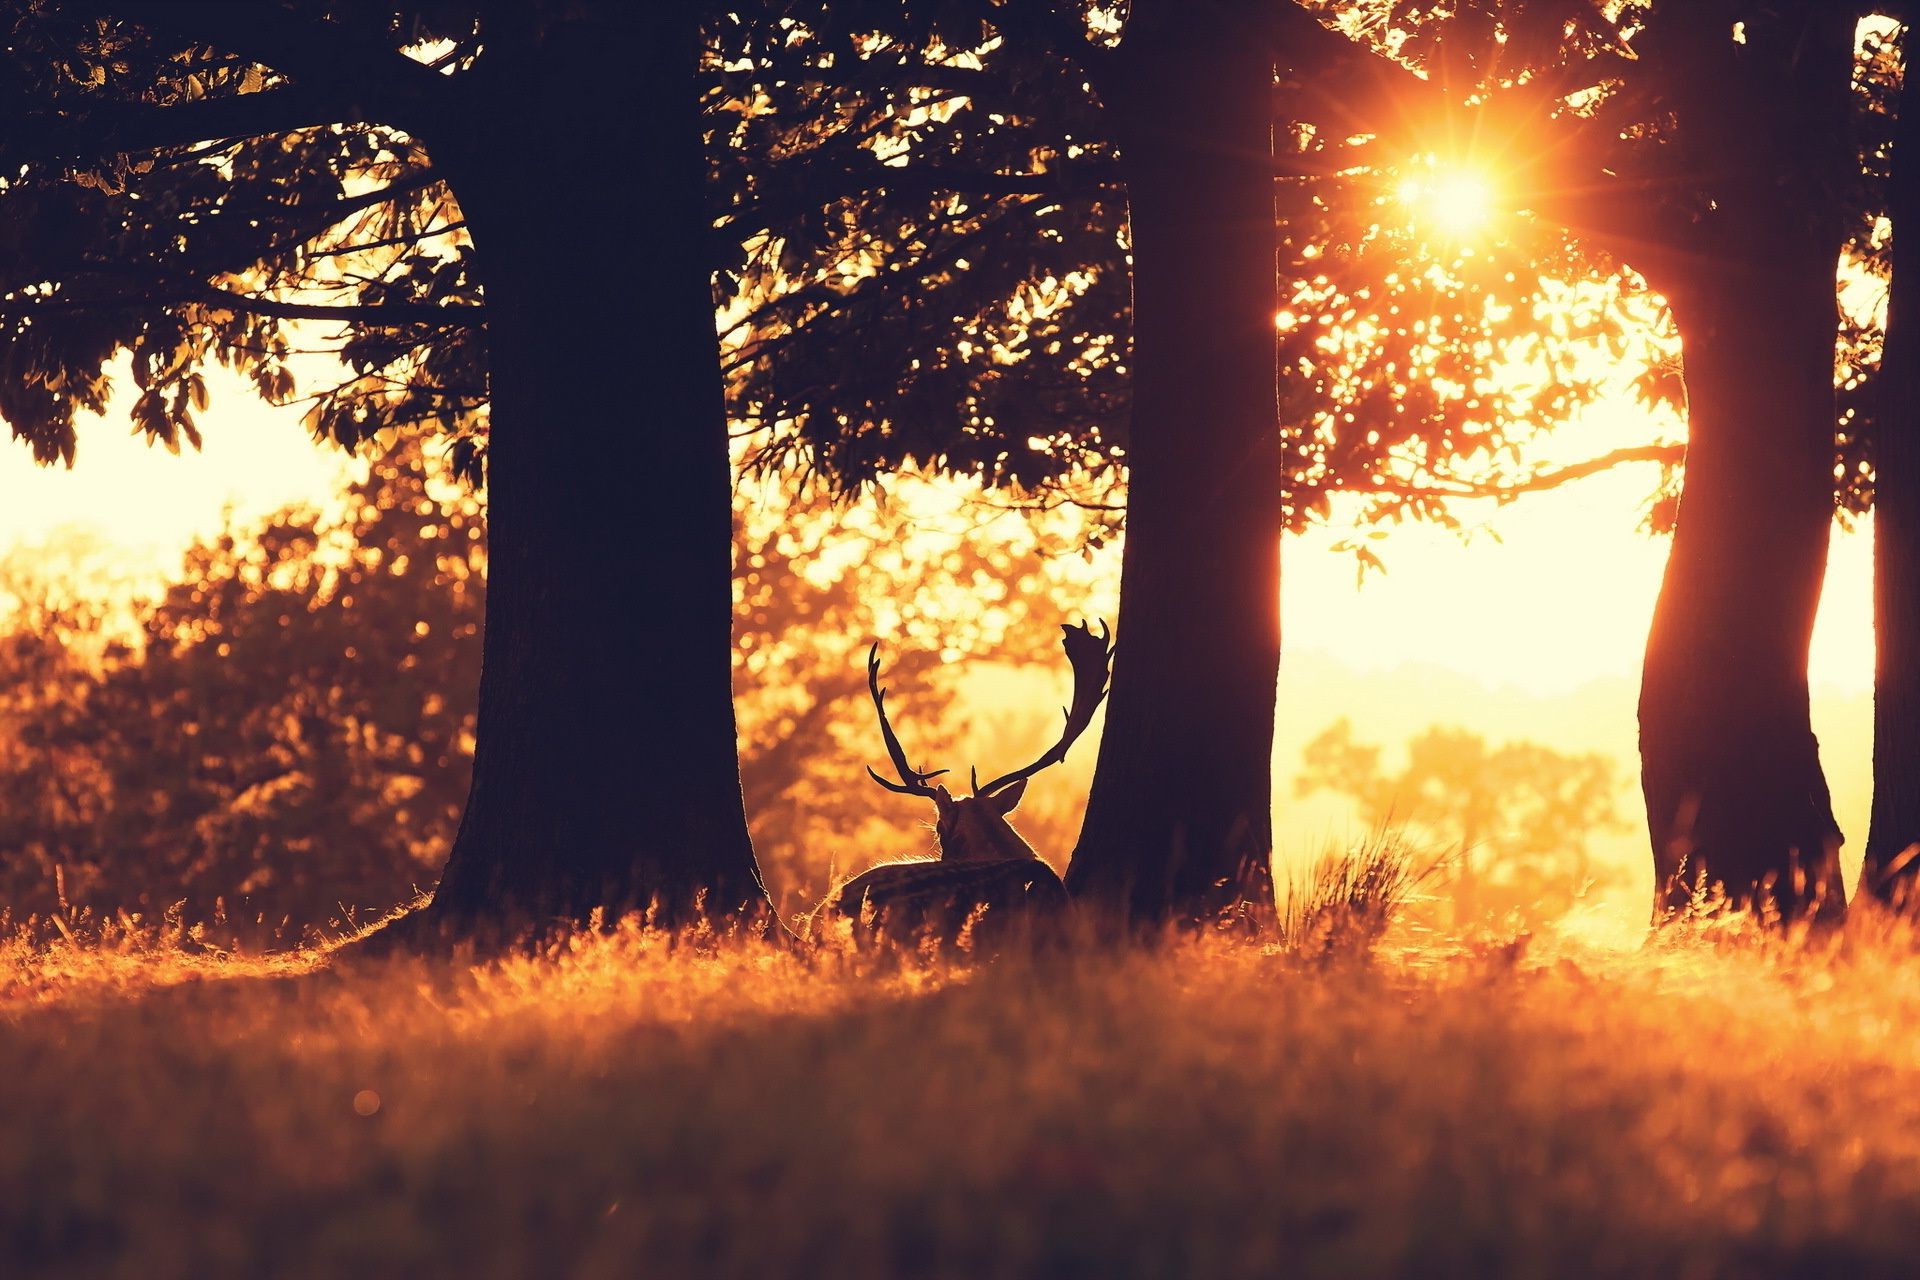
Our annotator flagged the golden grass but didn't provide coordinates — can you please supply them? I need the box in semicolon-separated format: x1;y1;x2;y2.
8;910;1920;1279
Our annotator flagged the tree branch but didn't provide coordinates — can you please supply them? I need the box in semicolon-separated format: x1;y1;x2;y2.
1367;443;1685;502
0;288;482;329
718;58;1016;104
307;220;468;261
722;155;1119;239
196;288;480;327
106;2;450;136
3;84;356;169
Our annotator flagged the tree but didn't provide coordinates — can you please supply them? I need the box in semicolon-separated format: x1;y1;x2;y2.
1274;1;1862;922
1054;0;1282;925
1610;4;1856;921
0;3;771;932
1866;21;1920;902
1297;719;1625;928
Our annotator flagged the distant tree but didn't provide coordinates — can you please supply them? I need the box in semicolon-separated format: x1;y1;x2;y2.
0;534;138;911
0;440;483;936
1297;719;1625;927
0;2;771;932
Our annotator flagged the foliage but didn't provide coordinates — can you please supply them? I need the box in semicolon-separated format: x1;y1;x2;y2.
1296;717;1625;927
0;439;485;937
1836;17;1902;520
714;1;1676;540
710;3;1128;499
0;3;486;471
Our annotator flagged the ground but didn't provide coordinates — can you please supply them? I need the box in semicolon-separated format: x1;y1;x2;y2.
5;913;1920;1279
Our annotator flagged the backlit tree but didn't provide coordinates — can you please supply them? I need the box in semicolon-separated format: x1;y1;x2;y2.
0;2;771;933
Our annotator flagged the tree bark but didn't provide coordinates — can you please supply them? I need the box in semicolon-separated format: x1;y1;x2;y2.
422;6;771;927
1637;6;1851;923
1065;1;1281;926
1865;41;1920;903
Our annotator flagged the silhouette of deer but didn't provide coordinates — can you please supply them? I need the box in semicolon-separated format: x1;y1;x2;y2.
822;621;1112;949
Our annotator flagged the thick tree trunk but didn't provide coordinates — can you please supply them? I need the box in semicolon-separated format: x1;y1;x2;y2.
1641;268;1844;921
422;7;770;927
1637;7;1851;923
1065;2;1281;926
1865;51;1920;903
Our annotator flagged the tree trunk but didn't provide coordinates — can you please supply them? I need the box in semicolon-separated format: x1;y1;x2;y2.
1065;1;1281;926
1637;7;1851;923
1641;270;1844;921
1865;45;1920;903
423;7;770;927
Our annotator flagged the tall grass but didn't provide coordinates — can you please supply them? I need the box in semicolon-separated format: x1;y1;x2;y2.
1277;831;1430;959
9;895;1920;1277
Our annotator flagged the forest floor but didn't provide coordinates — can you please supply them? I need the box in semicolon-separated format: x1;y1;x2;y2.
5;908;1920;1279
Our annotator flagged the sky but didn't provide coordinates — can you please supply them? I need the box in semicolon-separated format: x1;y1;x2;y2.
0;364;351;577
1287;442;1876;700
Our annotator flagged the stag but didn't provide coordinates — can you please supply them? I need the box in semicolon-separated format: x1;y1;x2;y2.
821;621;1112;949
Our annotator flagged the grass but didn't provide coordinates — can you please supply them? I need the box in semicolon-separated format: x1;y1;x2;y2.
9;897;1920;1278
1278;832;1430;958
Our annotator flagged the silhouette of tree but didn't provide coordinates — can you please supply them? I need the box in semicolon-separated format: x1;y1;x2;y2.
1272;1;1868;921
0;3;772;933
1595;5;1855;921
1866;24;1920;903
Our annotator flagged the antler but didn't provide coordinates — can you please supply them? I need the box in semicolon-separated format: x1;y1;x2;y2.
865;643;950;797
974;620;1113;797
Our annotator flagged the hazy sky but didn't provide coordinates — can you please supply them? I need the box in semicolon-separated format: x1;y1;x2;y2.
0;364;349;575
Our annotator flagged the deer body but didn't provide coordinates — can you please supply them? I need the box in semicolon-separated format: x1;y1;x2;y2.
830;855;1068;949
821;622;1110;951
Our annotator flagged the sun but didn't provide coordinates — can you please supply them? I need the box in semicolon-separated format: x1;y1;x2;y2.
1395;162;1500;239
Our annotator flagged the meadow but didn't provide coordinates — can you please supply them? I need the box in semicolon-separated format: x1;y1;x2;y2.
8;897;1920;1279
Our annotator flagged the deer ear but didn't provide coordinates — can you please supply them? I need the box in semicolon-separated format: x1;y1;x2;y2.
987;778;1028;815
932;784;955;815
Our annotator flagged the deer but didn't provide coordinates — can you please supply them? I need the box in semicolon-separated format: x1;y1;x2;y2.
820;620;1112;951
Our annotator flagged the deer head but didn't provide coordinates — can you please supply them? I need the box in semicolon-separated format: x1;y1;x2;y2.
866;621;1113;863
